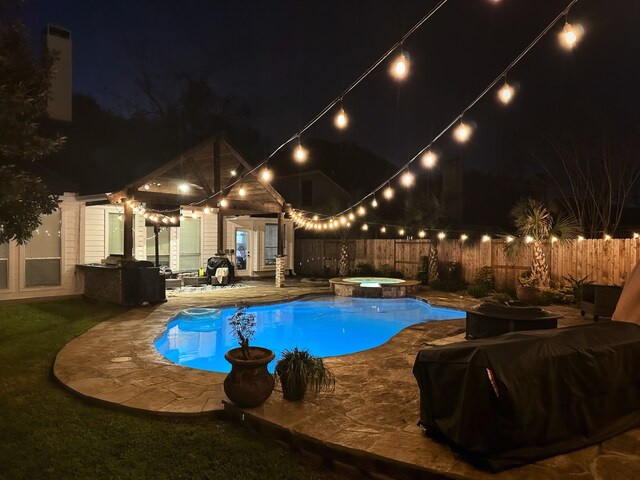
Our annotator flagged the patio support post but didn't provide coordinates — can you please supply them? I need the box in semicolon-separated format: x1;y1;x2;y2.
154;223;160;267
217;210;224;255
123;200;134;261
275;211;285;287
213;138;224;254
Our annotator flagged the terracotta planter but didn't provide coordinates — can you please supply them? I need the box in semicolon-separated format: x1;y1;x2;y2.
224;347;275;408
517;286;541;305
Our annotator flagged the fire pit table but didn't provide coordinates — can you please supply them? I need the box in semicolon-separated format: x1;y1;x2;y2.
465;301;562;339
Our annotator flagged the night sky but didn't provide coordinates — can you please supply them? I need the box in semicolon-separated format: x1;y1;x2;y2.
18;0;640;173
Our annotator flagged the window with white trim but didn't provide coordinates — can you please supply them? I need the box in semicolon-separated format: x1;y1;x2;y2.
25;211;61;286
264;224;285;266
146;226;170;266
107;212;124;255
179;217;201;270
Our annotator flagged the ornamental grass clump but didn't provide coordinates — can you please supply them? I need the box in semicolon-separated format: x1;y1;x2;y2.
275;348;335;401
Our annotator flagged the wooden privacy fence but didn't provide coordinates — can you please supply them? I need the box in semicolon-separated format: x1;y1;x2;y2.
294;238;640;290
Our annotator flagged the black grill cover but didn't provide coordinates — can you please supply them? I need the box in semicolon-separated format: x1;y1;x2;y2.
206;256;234;281
413;322;640;471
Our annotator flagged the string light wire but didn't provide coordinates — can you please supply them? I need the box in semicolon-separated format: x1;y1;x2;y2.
306;0;580;220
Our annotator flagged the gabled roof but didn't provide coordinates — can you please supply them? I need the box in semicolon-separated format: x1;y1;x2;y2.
108;134;287;214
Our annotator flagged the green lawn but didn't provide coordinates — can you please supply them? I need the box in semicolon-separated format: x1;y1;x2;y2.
0;298;343;480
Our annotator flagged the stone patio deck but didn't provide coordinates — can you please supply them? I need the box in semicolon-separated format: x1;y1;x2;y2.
53;280;640;479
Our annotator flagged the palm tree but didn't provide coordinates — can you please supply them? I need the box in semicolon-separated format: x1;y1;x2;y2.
404;192;447;283
503;198;580;287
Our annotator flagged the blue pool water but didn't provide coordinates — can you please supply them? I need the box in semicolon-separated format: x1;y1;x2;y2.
154;296;463;373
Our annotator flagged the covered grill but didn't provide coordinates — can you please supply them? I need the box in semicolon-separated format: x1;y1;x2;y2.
206;256;234;285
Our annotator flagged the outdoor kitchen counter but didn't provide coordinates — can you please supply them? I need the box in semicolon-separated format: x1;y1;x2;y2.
78;263;165;306
77;264;127;305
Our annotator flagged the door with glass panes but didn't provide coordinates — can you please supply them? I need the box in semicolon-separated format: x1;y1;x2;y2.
235;229;250;276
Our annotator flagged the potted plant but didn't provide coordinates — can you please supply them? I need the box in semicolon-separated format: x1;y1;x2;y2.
275;348;335;401
517;271;541;304
224;305;275;408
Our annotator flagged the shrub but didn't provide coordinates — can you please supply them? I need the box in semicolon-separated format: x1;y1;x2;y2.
474;266;495;290
377;264;404;279
467;283;489;298
431;261;466;291
491;292;513;304
353;263;376;276
416;256;429;285
539;284;575;305
562;274;592;303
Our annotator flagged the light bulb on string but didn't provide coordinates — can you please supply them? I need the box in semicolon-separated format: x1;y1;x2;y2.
371;197;378;208
238;186;246;197
361;224;369;231
312;215;319;221
453;121;472;143
261;167;273;182
348;212;355;221
357;206;366;216
219;198;228;208
294;141;308;163
559;20;583;49
497;80;515;105
460;234;468;241
401;170;415;187
398;228;405;236
383;185;394;200
482;234;491;243
339;216;347;225
418;230;426;238
380;226;386;233
437;231;446;240
203;206;211;214
421;150;437;169
334;105;348;129
391;50;409;80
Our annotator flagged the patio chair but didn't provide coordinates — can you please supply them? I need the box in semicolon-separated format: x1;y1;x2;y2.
210;267;229;286
580;284;622;321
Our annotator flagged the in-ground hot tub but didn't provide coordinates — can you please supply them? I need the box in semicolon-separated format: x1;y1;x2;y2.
330;277;420;298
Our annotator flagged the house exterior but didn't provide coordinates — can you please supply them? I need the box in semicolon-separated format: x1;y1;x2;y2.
272;170;351;211
0;136;294;302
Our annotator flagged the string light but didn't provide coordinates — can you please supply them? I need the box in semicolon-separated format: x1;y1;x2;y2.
178;183;190;193
294;142;308;163
525;235;534;243
551;235;558;243
437;231;446;240
348;212;355;221
312;215;319;221
203;206;211;214
162;217;169;224
398;228;405;236
335;105;348;129
506;235;514;243
577;235;585;241
219;198;228;208
230;170;237;177
418;230;426;238
179;215;185;221
460;234;468;241
261;167;273;182
453;121;472;143
421;150;437;169
339;216;347;225
144;184;150;190
362;224;369;231
482;235;491;243
559;20;583;49
371;197;378;208
170;217;177;224
634;233;639;239
238;186;246;197
357;206;366;216
391;51;409;80
380;226;386;233
383;185;394;200
604;233;612;240
401;170;415;187
497;81;515;104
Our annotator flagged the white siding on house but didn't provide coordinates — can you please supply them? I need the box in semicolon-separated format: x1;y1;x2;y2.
135;214;146;260
202;211;219;265
83;206;105;264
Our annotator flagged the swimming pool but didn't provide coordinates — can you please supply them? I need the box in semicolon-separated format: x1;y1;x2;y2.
154;296;463;372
